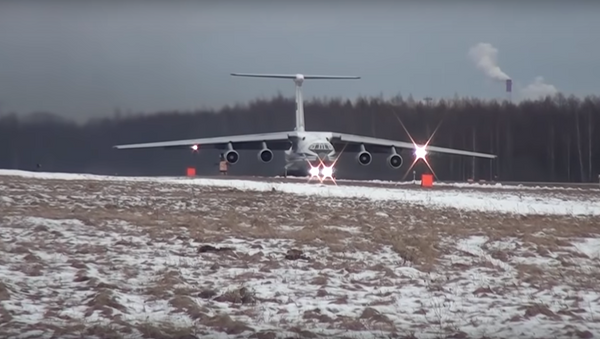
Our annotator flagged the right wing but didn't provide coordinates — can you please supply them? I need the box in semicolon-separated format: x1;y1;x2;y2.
113;131;298;151
329;132;497;159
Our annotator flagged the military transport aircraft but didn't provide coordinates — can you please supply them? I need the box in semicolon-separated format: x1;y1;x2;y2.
113;73;497;178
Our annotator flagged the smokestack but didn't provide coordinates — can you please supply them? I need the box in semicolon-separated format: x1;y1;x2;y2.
506;79;512;102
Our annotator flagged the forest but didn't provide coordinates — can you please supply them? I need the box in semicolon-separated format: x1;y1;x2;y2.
0;92;598;183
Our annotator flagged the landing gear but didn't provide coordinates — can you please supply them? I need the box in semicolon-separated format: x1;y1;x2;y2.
282;168;309;178
281;167;299;178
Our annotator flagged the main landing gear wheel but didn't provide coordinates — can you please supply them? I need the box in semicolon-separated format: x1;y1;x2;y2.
282;168;307;178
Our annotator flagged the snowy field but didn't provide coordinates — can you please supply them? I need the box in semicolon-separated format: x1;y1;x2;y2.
1;170;600;339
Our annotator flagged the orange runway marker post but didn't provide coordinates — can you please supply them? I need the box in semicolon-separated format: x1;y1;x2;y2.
186;167;196;177
421;173;433;188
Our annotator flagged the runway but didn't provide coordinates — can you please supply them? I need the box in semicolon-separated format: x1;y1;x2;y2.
183;174;600;193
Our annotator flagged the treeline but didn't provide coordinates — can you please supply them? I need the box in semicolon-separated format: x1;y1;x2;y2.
0;93;598;183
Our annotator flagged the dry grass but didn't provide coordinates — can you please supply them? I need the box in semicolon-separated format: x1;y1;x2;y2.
1;175;600;338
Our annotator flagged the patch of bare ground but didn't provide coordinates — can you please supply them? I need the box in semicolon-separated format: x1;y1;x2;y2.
1;175;600;338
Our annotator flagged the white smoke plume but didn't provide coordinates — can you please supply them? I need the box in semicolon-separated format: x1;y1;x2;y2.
467;42;511;81
468;42;559;101
519;76;558;100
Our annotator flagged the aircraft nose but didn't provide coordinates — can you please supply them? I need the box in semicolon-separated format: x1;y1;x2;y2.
318;152;336;161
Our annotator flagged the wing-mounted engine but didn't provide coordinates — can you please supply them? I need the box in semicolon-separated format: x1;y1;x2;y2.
224;142;239;164
257;142;274;163
387;146;403;169
224;150;239;164
356;144;372;166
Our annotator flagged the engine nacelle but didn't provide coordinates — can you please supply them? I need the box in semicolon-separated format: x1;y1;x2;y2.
257;148;273;163
356;151;372;166
224;150;239;164
387;153;403;169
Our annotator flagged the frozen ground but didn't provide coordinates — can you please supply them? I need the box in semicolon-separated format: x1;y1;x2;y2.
1;170;600;339
1;170;599;216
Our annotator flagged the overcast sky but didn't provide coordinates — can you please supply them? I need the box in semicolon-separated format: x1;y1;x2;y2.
1;0;599;121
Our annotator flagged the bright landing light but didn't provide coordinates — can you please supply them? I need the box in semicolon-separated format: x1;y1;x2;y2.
309;167;320;177
307;162;337;185
415;146;427;160
321;165;333;178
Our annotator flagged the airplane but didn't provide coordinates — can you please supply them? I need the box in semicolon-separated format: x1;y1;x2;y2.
113;72;497;178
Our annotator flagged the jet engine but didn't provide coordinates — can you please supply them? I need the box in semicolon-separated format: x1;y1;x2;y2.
387;153;403;169
258;148;274;163
224;150;239;164
356;151;372;166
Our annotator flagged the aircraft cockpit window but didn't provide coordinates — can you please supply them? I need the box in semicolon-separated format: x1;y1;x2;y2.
309;143;334;151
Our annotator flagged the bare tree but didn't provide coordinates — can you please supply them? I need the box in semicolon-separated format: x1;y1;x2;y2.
1;93;599;182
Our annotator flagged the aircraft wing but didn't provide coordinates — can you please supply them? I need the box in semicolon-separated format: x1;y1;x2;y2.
328;132;497;159
113;131;297;151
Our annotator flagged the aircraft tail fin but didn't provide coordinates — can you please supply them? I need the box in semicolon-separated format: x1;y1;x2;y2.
231;73;360;80
231;73;360;131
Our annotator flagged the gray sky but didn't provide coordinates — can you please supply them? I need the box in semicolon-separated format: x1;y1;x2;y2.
1;0;599;121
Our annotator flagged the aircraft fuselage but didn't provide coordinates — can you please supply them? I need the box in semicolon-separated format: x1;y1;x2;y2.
283;131;337;177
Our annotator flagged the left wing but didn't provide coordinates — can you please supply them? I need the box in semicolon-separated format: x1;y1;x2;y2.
113;131;297;151
328;132;497;159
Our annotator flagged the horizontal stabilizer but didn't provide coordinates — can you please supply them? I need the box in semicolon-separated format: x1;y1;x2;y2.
231;73;360;80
